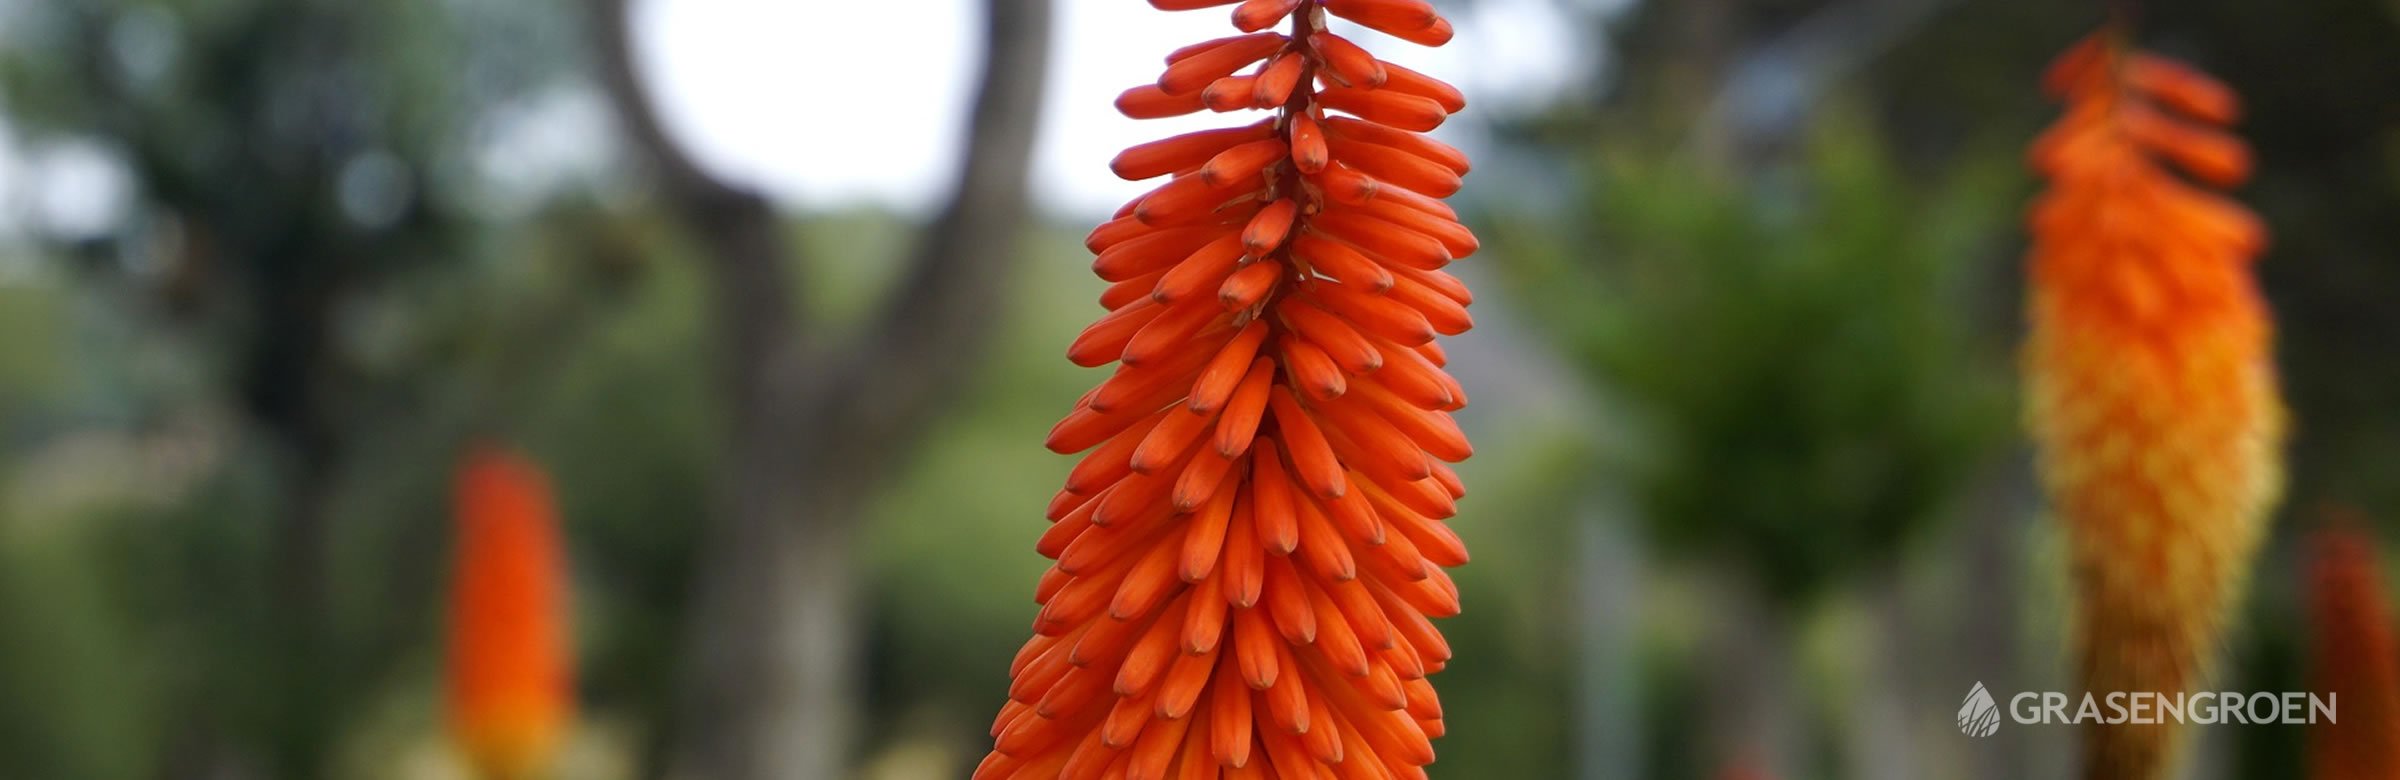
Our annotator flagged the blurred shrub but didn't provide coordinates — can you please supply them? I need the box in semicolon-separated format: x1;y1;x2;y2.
1494;113;2015;600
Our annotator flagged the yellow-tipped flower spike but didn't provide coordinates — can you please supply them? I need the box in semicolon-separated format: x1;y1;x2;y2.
2023;29;2286;780
446;445;575;780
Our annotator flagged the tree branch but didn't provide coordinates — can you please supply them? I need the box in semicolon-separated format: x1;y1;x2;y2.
1696;0;1958;162
588;0;804;410
810;0;1053;448
580;3;1044;776
590;0;752;213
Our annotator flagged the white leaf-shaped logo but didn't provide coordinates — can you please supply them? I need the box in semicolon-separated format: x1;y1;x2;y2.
1957;682;2000;737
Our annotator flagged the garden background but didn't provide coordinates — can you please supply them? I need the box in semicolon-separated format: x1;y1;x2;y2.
0;0;2394;777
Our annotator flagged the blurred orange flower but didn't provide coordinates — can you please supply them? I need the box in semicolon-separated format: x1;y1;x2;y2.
981;1;1476;778
446;444;574;780
2023;29;2285;779
2307;520;2400;780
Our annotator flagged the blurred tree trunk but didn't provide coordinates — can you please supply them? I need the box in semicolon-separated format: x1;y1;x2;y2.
250;235;351;779
1574;507;1644;780
1956;460;2038;780
40;9;410;774
1848;570;1916;780
1702;570;1807;779
589;1;1050;777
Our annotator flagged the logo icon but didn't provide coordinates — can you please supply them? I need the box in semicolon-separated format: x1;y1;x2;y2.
1958;682;2001;737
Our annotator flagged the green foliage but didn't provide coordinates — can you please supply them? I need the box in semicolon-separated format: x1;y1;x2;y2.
1496;115;2015;599
0;505;153;780
858;222;1090;745
1423;437;1593;778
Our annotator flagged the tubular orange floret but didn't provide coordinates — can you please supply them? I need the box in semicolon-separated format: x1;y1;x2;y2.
446;444;575;780
2306;517;2400;780
1310;33;1386;89
1376;61;1465;114
2021;29;2285;780
1316;88;1447;132
1253;53;1306;106
1115;122;1279;181
987;2;1476;776
1120;85;1212;119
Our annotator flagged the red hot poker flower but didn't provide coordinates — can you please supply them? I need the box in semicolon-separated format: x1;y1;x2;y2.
982;2;1476;778
446;445;575;780
2307;520;2400;780
2023;30;2285;780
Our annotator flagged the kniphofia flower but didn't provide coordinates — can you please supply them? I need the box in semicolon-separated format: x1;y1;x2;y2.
980;1;1475;778
446;445;575;780
2307;520;2400;780
2023;30;2285;779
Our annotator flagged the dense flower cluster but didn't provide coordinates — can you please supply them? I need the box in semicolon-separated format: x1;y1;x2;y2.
446;445;575;780
2023;31;2285;780
980;1;1476;778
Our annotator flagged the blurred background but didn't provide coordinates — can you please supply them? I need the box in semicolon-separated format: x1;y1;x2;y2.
0;0;2395;778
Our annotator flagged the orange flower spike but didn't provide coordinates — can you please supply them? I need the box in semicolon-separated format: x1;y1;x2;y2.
445;445;575;780
991;1;1475;775
2022;31;2286;780
2307;520;2400;780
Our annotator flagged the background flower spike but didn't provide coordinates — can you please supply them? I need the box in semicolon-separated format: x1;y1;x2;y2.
2022;27;2286;780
